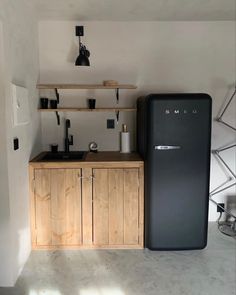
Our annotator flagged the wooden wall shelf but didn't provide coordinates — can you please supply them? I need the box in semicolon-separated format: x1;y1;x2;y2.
37;84;137;90
39;108;136;112
37;82;137;124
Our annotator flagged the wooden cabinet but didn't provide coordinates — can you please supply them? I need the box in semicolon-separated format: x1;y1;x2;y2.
29;154;144;249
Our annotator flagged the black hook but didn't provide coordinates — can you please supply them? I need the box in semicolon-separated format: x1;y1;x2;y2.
116;88;119;104
55;111;60;125
55;88;60;104
116;111;120;124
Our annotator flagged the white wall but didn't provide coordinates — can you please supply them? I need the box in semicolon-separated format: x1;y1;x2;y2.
0;19;12;286
0;0;41;287
39;21;236;221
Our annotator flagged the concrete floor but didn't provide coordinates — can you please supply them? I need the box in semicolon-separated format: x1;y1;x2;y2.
0;223;235;295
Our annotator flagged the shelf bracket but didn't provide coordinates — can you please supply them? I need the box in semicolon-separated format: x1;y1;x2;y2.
115;110;120;124
55;88;60;104
55;111;60;125
116;88;119;104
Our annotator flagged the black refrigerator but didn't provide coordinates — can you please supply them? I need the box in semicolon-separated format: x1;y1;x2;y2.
137;93;212;250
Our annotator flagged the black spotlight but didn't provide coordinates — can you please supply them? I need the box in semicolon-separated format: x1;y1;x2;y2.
75;26;90;66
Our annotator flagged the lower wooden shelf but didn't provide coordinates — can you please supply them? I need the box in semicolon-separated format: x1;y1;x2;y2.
39;108;136;112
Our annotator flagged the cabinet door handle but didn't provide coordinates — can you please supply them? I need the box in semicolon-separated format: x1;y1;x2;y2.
78;175;95;180
78;174;95;180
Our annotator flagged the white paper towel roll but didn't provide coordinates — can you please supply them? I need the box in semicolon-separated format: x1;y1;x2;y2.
120;132;131;153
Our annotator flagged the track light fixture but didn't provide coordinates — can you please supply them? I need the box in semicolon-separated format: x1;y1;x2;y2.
75;26;90;66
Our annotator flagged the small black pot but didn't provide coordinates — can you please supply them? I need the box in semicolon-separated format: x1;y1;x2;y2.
40;98;49;109
50;100;58;109
88;98;96;109
50;144;58;153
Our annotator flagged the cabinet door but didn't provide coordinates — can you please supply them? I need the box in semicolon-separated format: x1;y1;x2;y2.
34;169;82;246
92;169;109;245
93;168;140;246
123;169;140;245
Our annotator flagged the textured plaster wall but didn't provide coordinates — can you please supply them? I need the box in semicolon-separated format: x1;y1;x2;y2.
0;0;41;286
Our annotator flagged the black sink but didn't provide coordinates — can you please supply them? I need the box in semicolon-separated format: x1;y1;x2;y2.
40;151;86;162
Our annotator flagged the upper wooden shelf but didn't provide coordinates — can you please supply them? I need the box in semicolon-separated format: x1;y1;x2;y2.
37;84;137;90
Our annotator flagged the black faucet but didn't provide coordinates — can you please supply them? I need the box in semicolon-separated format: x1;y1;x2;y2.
64;119;73;153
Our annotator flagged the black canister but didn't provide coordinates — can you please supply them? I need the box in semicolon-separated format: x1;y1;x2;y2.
88;98;96;109
40;98;49;109
50;99;58;109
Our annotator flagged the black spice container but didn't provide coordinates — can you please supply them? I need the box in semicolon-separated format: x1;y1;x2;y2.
40;97;49;109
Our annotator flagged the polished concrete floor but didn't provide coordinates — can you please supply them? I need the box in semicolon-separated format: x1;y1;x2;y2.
0;223;235;295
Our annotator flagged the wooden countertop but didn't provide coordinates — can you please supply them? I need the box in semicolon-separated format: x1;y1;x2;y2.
29;151;143;169
85;151;143;162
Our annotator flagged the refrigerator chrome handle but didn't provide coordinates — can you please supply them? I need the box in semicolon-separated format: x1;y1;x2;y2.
154;145;181;150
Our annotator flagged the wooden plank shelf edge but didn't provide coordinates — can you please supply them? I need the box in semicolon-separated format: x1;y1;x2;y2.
37;84;137;90
39;108;137;112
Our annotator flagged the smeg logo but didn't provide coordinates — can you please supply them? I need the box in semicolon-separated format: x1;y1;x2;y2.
164;109;198;115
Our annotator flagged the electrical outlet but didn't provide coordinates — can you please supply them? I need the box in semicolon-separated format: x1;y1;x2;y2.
13;138;19;150
75;26;84;36
107;119;115;129
217;203;225;213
